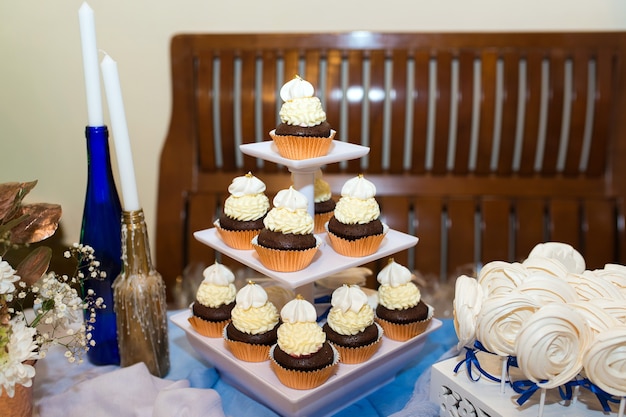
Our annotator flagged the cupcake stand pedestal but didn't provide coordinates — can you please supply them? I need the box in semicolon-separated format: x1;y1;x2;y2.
171;140;441;417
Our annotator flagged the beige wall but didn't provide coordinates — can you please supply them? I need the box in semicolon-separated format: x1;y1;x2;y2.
1;0;625;252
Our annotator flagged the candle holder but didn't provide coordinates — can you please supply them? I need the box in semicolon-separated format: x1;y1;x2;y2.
80;125;121;365
113;209;170;377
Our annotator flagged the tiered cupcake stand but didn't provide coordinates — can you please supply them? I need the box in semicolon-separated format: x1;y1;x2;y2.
170;140;442;417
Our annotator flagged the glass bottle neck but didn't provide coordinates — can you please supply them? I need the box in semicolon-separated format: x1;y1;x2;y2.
121;209;153;276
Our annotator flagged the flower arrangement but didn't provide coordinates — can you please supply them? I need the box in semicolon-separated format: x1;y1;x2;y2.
0;181;105;398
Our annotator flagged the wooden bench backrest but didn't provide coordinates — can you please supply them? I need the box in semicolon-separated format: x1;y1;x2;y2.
157;32;626;299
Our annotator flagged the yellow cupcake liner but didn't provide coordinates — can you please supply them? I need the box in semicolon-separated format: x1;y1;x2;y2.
269;344;340;390
223;327;272;362
188;315;230;338
251;235;321;272
214;219;261;250
325;223;388;257
331;323;384;364
314;211;334;234
269;129;336;160
375;304;434;342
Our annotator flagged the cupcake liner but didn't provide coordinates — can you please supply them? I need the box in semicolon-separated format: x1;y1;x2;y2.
269;129;336;160
326;223;389;257
223;327;272;362
332;323;384;364
251;235;321;272
214;219;261;250
314;211;334;234
188;315;230;338
375;304;434;342
269;344;340;390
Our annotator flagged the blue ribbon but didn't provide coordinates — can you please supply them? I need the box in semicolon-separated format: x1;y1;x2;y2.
511;379;545;406
453;341;503;383
578;378;620;412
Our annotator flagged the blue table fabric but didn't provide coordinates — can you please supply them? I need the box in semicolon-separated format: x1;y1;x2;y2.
166;311;458;417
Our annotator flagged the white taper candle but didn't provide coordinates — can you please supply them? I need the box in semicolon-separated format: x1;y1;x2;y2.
78;2;104;126
100;54;141;211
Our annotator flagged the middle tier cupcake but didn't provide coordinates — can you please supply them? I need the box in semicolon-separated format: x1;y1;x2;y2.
253;186;320;272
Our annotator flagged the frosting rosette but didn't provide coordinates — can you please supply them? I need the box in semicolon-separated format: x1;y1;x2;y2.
568;301;620;335
517;270;579;305
514;303;592;389
527;242;586;274
477;261;527;297
327;284;374;335
583;325;626;397
334;175;380;225
223;172;270;221
313;169;332;203
475;291;540;356
522;255;569;278
263;186;314;235
279;76;326;127
453;275;483;349
277;297;326;356
595;263;626;295
568;271;625;301
588;298;626;323
230;282;279;335
376;259;420;310
196;262;236;308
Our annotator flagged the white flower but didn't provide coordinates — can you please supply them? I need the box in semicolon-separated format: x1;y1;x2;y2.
0;316;39;398
0;257;20;295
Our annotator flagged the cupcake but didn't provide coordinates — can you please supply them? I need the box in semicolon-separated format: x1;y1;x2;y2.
188;262;237;337
313;169;335;234
326;174;387;257
252;186;320;272
215;172;270;250
322;284;382;364
269;75;336;160
224;281;280;362
270;295;339;389
374;259;433;341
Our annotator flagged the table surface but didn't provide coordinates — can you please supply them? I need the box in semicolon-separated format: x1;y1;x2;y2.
32;311;457;417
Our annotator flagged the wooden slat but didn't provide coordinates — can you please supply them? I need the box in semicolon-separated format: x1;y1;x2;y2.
563;51;589;176
542;51;566;175
548;199;581;249
410;50;430;175
240;51;258;173
497;52;520;176
196;55;217;172
389;50;409;175
346;50;365;172
432;52;452;175
587;49;613;177
259;51;280;173
518;52;543;176
322;49;343;174
514;199;546;261
481;198;512;264
413;197;444;281
218;51;237;171
475;50;498;175
446;198;476;279
367;50;386;173
583;199;616;270
454;51;474;176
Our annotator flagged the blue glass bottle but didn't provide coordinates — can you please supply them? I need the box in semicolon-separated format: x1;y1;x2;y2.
80;125;122;365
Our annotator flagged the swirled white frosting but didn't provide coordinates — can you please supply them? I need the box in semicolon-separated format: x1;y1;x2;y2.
377;259;420;310
568;271;625;301
223;172;270;221
515;303;592;389
263;187;314;235
314;169;332;203
453;275;483;349
522;255;569;278
327;284;374;335
277;297;326;356
196;262;236;308
517;270;580;305
583;325;626;396
279;76;326;127
334;175;380;225
527;242;586;274
477;261;527;297
568;301;620;334
230;282;279;335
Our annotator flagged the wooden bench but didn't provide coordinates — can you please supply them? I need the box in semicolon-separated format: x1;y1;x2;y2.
156;31;626;301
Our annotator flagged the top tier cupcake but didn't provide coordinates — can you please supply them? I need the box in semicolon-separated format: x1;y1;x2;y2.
269;75;336;160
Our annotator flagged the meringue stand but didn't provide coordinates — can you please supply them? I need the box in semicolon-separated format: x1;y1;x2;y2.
171;140;442;416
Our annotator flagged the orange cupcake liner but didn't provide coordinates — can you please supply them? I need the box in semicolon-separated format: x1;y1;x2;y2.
375;305;434;342
251;236;321;272
188;315;230;338
223;337;272;362
269;129;336;160
214;220;260;250
326;223;389;257
332;323;384;364
269;344;340;390
314;211;334;234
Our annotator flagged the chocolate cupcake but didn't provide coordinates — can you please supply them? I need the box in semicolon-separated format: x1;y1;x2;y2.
270;296;339;389
215;172;270;250
224;282;280;362
252;186;320;272
374;259;433;341
312;169;335;234
188;262;237;337
326;174;387;257
269;76;335;160
322;284;382;364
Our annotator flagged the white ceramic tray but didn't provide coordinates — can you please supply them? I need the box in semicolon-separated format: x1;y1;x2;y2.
430;353;620;417
239;140;369;170
172;310;442;417
194;228;419;290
